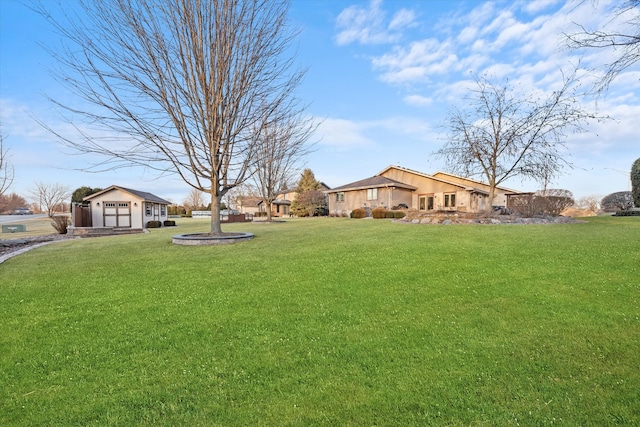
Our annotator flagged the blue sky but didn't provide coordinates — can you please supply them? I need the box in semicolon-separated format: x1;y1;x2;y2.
1;0;638;205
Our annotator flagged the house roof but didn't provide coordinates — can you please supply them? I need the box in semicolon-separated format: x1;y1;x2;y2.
236;196;262;207
257;198;291;206
326;175;417;193
379;165;523;194
83;185;171;204
432;170;522;194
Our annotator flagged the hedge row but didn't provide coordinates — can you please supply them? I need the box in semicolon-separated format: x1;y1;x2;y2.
350;208;406;219
613;210;640;216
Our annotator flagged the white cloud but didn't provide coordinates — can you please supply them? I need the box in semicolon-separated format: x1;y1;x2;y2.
403;94;432;107
389;8;416;31
521;0;562;15
334;0;415;46
316;118;374;150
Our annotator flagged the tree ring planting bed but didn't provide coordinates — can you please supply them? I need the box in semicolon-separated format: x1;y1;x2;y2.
172;232;254;246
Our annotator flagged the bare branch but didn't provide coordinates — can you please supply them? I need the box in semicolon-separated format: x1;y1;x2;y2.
436;72;603;214
0;132;15;197
30;181;71;217
566;0;640;93
34;0;308;234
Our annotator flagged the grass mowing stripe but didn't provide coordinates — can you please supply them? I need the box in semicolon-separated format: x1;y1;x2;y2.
0;217;638;425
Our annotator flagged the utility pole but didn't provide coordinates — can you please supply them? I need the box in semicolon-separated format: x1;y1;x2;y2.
605;168;631;191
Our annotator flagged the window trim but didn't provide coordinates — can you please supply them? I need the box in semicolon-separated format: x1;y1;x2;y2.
444;192;456;208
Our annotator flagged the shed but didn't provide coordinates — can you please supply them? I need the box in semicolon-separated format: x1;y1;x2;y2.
83;185;171;229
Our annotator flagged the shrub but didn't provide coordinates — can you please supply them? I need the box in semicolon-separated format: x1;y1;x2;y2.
613;209;640;216
385;211;395;218
51;215;70;234
394;211;406;219
372;207;388;219
537;189;574;216
163;220;176;227
601;191;633;212
350;208;366;219
146;220;162;228
510;189;574;217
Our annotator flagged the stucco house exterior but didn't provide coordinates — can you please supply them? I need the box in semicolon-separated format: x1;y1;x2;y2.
236;196;262;216
82;185;171;229
326;165;524;216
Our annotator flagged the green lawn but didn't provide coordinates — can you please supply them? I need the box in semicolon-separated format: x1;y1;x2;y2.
1;216;639;426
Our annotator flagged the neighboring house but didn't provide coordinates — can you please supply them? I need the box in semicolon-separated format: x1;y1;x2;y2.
257;183;331;217
326;165;524;216
236;196;262;216
82;185;171;228
257;188;295;217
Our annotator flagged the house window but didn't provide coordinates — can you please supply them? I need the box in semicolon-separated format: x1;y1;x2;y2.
161;205;166;216
444;193;456;208
367;188;378;200
118;202;129;208
104;202;116;208
145;203;152;216
336;192;345;202
419;195;435;211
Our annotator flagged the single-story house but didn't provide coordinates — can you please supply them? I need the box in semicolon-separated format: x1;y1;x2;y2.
257;183;331;217
236;196;262;216
81;185;171;228
326;165;524;216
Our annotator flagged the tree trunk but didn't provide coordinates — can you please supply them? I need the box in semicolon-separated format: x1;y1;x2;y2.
209;189;223;235
265;199;273;221
486;185;496;216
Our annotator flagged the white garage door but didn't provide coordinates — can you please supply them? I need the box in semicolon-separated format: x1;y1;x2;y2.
104;201;131;227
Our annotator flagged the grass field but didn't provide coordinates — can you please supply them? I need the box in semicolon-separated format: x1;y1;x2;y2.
0;216;62;239
1;216;639;425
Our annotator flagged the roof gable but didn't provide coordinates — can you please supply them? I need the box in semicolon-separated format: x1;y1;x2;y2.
377;165;470;189
83;185;171;204
327;175;417;193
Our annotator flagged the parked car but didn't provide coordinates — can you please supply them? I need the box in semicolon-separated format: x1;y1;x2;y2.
13;207;33;215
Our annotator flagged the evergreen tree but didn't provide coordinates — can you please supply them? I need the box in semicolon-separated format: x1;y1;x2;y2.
296;169;321;192
71;186;102;205
632;157;640;207
290;169;326;216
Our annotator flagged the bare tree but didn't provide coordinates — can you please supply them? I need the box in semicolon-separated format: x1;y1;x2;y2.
0;193;28;214
250;106;315;221
30;182;71;217
36;0;306;235
0;133;14;197
436;73;599;215
566;0;640;93
183;188;206;212
576;194;602;214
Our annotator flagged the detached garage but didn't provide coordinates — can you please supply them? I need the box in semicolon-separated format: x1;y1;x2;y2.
82;185;171;229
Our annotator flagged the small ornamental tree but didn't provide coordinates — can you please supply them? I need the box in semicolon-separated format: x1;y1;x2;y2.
631;157;640;207
601;191;633;212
